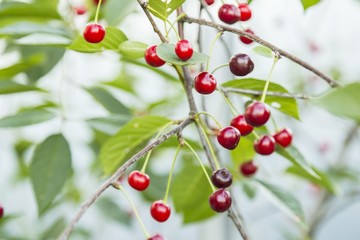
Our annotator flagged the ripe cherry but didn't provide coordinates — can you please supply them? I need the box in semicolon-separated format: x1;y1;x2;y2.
148;234;167;240
218;4;240;24
240;29;254;44
127;170;150;191
254;135;275;155
0;204;4;219
211;168;233;188
217;126;241;150
175;39;193;61
145;45;166;67
238;3;252;21
209;189;232;213
229;53;254;76
83;23;105;43
240;160;258;176
230;115;254;136
244;101;270;127
150;200;171;222
194;72;217;94
273;128;293;147
204;0;215;6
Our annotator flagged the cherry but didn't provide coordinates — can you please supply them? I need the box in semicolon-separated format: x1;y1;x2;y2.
218;4;240;24
204;0;215;6
217;126;241;150
229;53;254;76
273;128;293;147
254;135;275;155
244;101;270;127
230;115;254;136
145;45;166;67
175;39;193;61
127;170;150;191
83;23;105;43
240;29;254;45
211;168;233;188
148;234;167;240
74;6;87;15
209;189;232;213
194;72;217;94
240;160;258;176
238;3;252;21
150;200;171;222
0;204;3;219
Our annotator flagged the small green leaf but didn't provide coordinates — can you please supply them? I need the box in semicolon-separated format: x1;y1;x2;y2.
99;116;172;175
253;46;273;58
30;134;72;214
148;0;185;19
118;41;147;59
0;109;55;128
301;0;321;10
156;43;209;66
0;55;42;79
0;81;42;94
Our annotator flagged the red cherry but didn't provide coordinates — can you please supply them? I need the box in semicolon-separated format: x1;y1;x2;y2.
83;23;105;43
218;4;240;24
244;101;270;127
254;135;275;155
240;29;254;45
175;39;193;61
194;72;217;94
150;200;171;222
211;168;233;188
74;6;87;15
0;204;4;219
240;160;258;176
209;189;232;213
148;234;167;240
238;3;252;21
144;45;166;67
273;128;293;147
230;115;254;136
127;170;150;191
204;0;215;5
217;126;241;150
229;53;254;76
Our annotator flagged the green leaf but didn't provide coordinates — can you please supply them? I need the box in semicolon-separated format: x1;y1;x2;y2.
40;218;66;240
141;173;168;202
231;137;256;165
148;0;185;19
87;115;131;135
242;181;257;199
255;179;306;226
103;0;135;26
172;162;215;223
97;197;131;225
0;81;42;94
118;41;147;59
0;55;42;79
30;134;72;214
68;27;127;53
156;43;209;66
313;82;360;123
222;78;300;119
301;0;321;10
0;22;70;37
99;116;172;175
0;109;55;128
253;46;273;58
15;33;71;46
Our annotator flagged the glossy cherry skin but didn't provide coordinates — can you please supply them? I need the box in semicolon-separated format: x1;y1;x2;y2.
83;23;105;43
218;4;240;24
240;160;258;176
229;54;254;76
273;128;293;147
217;126;241;150
204;0;215;5
194;72;217;94
211;168;233;188
238;3;252;21
175;40;193;61
254;135;276;155
244;101;271;127
148;234;167;240
0;204;4;219
209;189;232;213
230;115;254;136
127;170;150;191
150;200;171;222
145;45;166;67
240;29;254;44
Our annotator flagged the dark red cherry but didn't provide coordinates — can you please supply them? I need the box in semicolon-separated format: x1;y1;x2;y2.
150;200;171;222
0;204;4;219
218;4;240;24
209;189;232;212
194;72;217;94
229;53;254;76
240;29;254;44
240;161;258;176
204;0;215;5
217;126;241;150
148;234;167;240
127;170;150;191
211;168;233;188
175;39;193;61
273;128;293;147
254;135;275;155
83;23;105;43
244;101;270;127
145;45;166;67
238;3;252;21
230;115;254;136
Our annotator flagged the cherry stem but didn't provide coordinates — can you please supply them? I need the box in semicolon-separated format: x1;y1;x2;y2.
270;115;279;132
196;112;222;129
210;63;229;75
163;144;181;204
260;55;279;103
118;185;150;238
218;89;239;116
166;13;186;37
147;6;181;40
94;0;103;23
184;141;216;192
206;31;224;72
251;130;260;140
